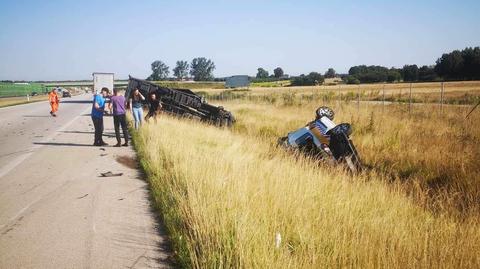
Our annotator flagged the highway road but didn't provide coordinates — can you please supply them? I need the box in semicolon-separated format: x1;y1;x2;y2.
0;94;171;268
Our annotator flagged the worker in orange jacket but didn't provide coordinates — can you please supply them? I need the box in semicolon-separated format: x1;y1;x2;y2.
48;88;60;117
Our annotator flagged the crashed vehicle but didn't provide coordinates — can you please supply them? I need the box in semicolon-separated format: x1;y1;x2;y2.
125;76;235;127
278;106;362;173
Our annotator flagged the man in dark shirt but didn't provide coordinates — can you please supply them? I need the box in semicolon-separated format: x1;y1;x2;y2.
145;93;162;122
110;88;129;147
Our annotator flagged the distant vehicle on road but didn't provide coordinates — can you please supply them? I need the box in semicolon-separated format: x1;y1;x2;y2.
31;92;38;96
62;91;71;98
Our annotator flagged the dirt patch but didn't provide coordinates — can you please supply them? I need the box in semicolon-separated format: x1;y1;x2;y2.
116;155;138;169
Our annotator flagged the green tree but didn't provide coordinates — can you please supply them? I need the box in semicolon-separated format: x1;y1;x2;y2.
348;65;389;83
273;67;284;78
418;65;439;81
344;75;360;84
256;68;269;78
147;60;169;81
291;72;324;86
387;69;401;83
402;65;419;82
435;50;464;80
434;47;480;80
324;68;336;78
173;60;189;80
190;57;216;81
462;47;480;80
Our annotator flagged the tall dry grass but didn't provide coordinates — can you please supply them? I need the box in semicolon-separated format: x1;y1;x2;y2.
134;96;480;267
226;98;480;216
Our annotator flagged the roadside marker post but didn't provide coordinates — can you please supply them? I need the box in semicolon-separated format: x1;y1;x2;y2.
382;84;385;112
440;82;445;113
357;84;360;112
409;83;412;114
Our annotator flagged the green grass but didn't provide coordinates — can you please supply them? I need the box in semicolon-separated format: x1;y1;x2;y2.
0;82;47;97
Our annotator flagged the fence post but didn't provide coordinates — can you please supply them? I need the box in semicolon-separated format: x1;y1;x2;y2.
27;94;30;102
409;83;412;114
440;82;444;113
399;88;402;104
357;84;360;112
382;84;385;111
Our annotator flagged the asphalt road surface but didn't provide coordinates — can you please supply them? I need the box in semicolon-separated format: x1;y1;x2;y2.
0;94;171;268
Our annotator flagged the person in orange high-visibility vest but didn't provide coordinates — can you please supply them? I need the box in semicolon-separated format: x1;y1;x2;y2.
48;88;60;117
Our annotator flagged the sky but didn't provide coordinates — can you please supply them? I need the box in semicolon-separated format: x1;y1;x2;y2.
0;0;479;81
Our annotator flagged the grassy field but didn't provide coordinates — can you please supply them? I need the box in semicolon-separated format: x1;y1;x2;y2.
0;82;47;97
0;95;49;108
197;81;480;106
133;90;480;268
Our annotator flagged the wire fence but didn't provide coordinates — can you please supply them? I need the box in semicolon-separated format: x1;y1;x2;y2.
201;82;480;114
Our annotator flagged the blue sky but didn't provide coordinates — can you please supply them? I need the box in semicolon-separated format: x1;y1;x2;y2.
0;0;479;81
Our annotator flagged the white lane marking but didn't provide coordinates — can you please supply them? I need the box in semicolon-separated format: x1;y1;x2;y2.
0;105;91;179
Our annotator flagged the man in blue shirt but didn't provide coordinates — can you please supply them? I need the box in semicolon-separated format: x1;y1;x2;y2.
91;87;109;146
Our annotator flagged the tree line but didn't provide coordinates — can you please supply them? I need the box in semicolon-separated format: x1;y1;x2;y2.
147;46;479;85
255;67;336;86
147;57;216;81
255;67;286;80
344;47;480;84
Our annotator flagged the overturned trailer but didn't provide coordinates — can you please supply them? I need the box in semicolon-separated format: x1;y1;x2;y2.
125;76;235;127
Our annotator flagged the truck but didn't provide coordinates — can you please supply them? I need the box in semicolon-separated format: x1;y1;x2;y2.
93;72;114;94
125;76;235;127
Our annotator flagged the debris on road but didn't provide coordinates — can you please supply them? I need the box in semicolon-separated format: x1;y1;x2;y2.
100;171;123;177
76;194;88;199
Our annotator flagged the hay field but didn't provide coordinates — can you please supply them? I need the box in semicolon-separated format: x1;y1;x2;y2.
133;92;480;268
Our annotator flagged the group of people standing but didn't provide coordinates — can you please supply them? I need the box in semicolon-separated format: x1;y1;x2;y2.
91;87;162;147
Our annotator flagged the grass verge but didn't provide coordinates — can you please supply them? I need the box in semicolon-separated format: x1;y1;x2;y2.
133;114;480;268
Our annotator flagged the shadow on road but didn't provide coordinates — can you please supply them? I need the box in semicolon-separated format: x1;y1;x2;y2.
60;131;116;138
33;142;93;147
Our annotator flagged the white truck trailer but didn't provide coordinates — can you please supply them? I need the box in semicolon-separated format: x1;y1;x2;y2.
92;72;114;94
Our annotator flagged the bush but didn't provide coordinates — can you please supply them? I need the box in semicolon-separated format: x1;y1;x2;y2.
291;72;325;86
344;76;360;84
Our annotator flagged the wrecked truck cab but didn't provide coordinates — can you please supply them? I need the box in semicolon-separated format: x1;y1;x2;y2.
125;76;235;127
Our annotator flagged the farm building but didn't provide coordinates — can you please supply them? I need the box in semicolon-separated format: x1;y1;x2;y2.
225;75;250;88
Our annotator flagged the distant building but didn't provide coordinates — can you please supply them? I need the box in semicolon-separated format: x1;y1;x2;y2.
225;75;250;88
